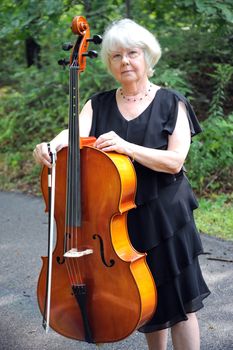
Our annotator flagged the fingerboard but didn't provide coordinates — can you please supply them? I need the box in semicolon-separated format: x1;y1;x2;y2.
66;65;81;227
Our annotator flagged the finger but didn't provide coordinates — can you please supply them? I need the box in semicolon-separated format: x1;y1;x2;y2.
40;143;51;162
99;141;118;152
94;131;117;146
95;139;116;149
33;143;52;167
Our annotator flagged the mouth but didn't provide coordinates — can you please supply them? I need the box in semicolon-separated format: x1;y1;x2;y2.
121;70;134;74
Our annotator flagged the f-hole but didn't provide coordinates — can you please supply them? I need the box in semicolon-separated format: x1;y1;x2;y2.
93;234;115;267
56;232;70;264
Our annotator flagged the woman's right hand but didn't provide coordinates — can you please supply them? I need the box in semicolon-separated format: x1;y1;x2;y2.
33;129;68;168
33;142;53;168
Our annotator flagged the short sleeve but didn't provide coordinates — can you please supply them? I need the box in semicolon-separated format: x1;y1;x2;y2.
163;89;202;137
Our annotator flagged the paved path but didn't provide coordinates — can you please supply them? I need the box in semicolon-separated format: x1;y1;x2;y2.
0;191;233;350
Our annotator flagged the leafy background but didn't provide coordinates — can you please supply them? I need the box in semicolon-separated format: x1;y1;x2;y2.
0;0;233;238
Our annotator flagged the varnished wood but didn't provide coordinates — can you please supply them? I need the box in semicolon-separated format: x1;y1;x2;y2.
37;142;157;342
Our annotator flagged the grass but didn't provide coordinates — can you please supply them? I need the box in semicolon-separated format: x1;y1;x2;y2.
0;152;41;195
194;193;233;241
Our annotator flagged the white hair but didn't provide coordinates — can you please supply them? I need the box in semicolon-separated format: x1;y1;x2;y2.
100;18;162;77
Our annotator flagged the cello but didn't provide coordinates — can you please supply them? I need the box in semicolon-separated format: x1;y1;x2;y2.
37;16;157;344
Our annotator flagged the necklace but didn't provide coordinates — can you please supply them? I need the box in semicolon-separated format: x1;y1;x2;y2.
119;84;152;102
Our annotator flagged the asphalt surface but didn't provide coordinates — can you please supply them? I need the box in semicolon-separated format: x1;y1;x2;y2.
0;191;233;350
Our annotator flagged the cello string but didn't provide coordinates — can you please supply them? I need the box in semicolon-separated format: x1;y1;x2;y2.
66;65;82;286
65;66;72;285
72;65;82;284
73;65;83;284
65;65;76;286
68;66;78;284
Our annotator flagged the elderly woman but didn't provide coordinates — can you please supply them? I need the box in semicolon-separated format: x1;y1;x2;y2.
33;19;210;350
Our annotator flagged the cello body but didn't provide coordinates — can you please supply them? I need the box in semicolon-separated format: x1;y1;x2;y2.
37;143;157;343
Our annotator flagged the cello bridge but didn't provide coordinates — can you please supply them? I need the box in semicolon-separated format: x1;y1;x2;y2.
64;248;93;258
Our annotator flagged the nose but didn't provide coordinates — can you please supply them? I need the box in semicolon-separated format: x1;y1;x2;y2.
121;54;130;65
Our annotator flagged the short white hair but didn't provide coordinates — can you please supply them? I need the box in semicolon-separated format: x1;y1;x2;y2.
101;18;162;77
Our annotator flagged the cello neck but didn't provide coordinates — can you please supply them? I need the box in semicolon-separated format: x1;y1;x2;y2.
65;16;92;229
66;64;81;227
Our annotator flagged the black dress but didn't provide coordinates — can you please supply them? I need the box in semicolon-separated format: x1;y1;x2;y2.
90;87;210;332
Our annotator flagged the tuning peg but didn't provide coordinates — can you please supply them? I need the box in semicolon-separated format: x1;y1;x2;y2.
58;58;70;67
87;35;102;45
62;43;73;51
82;50;98;59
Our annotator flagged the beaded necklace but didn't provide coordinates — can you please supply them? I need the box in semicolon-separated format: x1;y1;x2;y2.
119;84;152;102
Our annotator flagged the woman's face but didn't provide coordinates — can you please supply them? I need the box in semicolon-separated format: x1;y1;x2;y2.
108;47;148;85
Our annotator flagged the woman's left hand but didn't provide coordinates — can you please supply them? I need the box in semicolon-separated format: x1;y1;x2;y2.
94;131;131;156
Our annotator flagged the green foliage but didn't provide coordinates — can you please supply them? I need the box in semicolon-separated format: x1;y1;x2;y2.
193;0;233;23
153;65;192;96
208;63;233;118
0;66;69;152
186;113;233;193
0;0;67;40
194;193;233;241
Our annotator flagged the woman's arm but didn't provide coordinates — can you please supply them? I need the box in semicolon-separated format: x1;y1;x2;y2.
94;101;191;174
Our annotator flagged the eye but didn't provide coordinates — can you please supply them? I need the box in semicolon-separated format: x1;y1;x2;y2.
111;53;122;61
128;50;139;58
